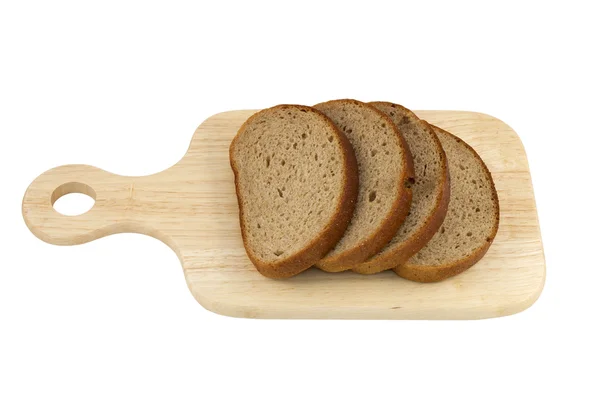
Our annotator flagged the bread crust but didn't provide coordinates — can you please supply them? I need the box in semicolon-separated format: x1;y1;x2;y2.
351;102;450;274
394;124;500;283
313;99;414;272
230;105;359;279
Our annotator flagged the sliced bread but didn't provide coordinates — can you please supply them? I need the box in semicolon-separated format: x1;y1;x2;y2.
313;99;414;272
230;105;359;279
351;102;450;274
394;124;500;283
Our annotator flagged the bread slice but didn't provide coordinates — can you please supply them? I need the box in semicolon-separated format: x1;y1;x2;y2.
395;124;500;282
230;104;359;279
351;102;450;274
312;99;414;272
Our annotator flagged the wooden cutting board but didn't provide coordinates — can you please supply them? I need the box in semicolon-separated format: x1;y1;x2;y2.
22;110;545;319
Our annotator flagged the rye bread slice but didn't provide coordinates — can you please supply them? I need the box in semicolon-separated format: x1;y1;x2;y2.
395;124;500;283
230;105;359;279
351;102;450;274
312;99;414;272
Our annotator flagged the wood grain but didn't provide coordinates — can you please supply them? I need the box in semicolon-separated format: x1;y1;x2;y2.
22;110;545;319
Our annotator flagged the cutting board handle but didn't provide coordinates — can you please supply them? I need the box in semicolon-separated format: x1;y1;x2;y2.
22;164;159;246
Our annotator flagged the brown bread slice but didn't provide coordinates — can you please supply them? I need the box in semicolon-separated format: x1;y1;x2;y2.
395;124;500;283
351;102;450;274
230;105;359;279
313;99;414;272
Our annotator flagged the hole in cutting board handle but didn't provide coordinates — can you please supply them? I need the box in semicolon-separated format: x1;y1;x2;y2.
51;182;96;216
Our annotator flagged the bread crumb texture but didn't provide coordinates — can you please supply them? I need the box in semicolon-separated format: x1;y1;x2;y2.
231;105;348;262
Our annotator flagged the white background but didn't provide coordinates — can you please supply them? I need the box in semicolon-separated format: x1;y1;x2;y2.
1;1;598;399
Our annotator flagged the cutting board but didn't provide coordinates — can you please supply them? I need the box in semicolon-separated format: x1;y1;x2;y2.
22;110;545;319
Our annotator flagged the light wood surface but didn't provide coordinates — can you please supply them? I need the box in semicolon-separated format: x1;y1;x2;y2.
22;110;545;319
